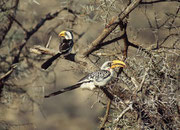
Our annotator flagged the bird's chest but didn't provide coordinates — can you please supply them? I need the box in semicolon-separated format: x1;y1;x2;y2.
59;40;73;54
80;82;96;90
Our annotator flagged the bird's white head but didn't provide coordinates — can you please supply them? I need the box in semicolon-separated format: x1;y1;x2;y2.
59;31;73;40
101;60;126;70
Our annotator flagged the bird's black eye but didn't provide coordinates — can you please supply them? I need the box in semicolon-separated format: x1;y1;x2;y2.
108;62;111;67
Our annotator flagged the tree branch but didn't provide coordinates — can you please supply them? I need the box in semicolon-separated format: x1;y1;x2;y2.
0;64;17;96
78;0;142;57
0;0;19;46
140;0;180;4
99;99;111;130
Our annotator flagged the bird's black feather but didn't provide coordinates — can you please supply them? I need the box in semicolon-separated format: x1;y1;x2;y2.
41;53;61;70
44;83;82;98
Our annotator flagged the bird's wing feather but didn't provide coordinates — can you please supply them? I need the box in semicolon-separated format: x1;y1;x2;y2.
59;39;73;54
78;70;111;83
94;70;111;82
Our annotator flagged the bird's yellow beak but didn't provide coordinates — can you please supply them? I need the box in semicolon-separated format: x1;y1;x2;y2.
59;31;66;37
111;60;126;69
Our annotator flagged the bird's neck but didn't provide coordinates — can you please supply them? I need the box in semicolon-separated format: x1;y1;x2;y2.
106;68;114;76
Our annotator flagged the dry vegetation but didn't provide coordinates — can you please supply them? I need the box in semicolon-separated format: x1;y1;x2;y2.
0;0;180;130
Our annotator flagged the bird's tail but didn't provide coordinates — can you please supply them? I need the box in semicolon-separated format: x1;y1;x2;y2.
100;87;114;100
41;53;61;70
44;83;81;98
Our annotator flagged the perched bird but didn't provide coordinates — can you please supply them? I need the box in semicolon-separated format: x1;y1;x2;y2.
41;31;74;70
45;60;126;98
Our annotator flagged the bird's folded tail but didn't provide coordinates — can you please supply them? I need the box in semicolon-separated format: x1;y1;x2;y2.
100;87;114;100
41;53;61;70
44;83;82;98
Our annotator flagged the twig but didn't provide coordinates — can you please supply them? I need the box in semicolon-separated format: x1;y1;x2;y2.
131;68;149;93
46;36;52;48
131;77;140;92
0;0;19;12
30;45;57;55
114;103;133;130
0;64;17;82
116;21;128;77
8;15;28;33
137;68;149;92
33;0;40;5
0;64;17;96
99;99;111;130
91;36;124;53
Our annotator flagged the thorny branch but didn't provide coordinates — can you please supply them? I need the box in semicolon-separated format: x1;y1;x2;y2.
114;103;133;130
78;0;142;57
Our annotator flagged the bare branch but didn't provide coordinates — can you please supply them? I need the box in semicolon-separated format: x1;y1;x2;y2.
140;0;180;4
0;64;17;82
0;0;19;46
8;15;28;33
30;45;57;55
99;99;111;130
79;0;142;57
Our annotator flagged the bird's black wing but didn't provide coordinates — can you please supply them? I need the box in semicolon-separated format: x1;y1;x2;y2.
59;39;74;54
41;53;61;70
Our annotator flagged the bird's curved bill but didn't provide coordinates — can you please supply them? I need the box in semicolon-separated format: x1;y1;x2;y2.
59;31;66;37
111;60;126;69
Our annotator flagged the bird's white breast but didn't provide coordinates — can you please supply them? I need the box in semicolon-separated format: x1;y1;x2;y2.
80;82;96;90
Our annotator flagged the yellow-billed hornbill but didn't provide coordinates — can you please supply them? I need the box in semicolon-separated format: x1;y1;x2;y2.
41;31;74;70
45;60;126;98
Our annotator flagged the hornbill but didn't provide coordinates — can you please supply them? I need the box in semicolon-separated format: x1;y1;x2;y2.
45;60;126;98
41;31;73;70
